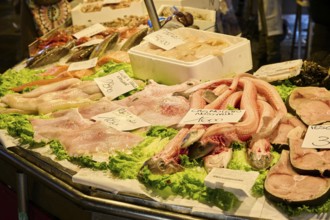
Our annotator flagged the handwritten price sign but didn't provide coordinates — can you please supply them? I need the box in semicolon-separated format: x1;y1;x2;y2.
144;29;185;50
179;109;245;125
92;107;150;131
302;125;330;149
94;70;138;99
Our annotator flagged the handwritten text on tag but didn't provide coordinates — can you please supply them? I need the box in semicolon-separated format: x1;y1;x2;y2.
302;125;330;149
144;29;184;50
92;107;150;131
179;109;245;125
94;70;138;99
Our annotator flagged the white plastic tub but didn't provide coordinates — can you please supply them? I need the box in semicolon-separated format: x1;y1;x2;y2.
128;28;252;85
71;1;146;26
152;0;220;10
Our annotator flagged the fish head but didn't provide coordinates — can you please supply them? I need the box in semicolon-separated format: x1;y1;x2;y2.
248;138;273;170
188;141;216;159
143;157;184;175
181;129;205;149
248;152;273;170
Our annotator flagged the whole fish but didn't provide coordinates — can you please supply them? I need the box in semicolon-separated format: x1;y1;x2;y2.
67;45;96;62
89;32;119;59
120;28;149;51
26;41;74;68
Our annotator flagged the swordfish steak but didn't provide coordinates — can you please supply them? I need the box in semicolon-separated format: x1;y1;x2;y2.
264;150;330;206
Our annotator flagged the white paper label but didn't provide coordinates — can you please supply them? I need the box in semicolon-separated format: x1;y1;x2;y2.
92;107;150;131
179;109;245;125
204;168;259;199
94;70;138;99
73;23;107;39
302;125;330;149
68;58;98;71
144;29;184;50
74;38;104;48
254;59;302;77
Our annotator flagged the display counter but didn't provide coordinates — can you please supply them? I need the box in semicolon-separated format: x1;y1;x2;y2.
0;145;243;220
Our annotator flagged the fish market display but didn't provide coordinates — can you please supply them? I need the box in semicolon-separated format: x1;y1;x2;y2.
2;20;330;218
143;73;288;174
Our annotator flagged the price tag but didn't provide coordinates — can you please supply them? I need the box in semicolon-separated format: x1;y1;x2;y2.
68;58;98;71
74;38;104;49
179;109;245;125
302;125;330;149
94;70;138;99
144;29;185;50
253;59;302;82
73;23;107;39
92;107;150;131
204;168;259;199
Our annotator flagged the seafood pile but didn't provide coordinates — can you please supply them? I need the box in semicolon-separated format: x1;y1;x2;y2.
2;18;330;216
140;30;231;62
1;58;330;217
80;0;141;12
264;126;330;207
26;21;149;69
143;73;291;174
18;27;149;92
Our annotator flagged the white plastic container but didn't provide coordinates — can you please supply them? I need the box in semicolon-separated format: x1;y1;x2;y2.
71;1;146;26
128;28;252;85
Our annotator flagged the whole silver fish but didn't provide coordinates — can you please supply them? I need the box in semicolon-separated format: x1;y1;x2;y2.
89;32;119;59
26;41;74;68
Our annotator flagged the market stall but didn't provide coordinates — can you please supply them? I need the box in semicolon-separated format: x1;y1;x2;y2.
0;1;330;220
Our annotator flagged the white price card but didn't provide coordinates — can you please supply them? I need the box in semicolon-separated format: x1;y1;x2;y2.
94;70;138;99
92;107;150;131
144;29;185;50
179;109;245;125
302;125;330;149
73;23;107;39
253;59;302;82
68;57;98;71
204;168;259;199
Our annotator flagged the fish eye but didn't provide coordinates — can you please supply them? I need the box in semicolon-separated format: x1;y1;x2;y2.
158;160;166;171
